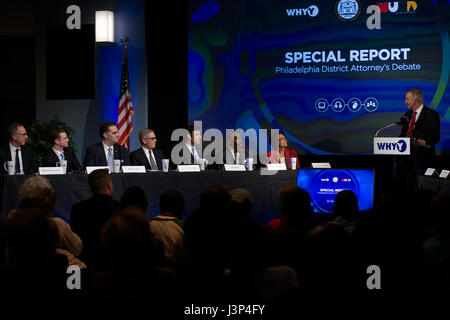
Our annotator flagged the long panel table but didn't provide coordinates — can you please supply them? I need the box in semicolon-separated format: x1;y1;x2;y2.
1;170;298;223
417;175;450;193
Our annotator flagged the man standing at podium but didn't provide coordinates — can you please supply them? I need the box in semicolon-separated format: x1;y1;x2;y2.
400;88;440;175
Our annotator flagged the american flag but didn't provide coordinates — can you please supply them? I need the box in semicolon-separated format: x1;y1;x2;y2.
117;47;134;148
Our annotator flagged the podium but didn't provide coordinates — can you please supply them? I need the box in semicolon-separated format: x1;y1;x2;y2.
374;137;410;179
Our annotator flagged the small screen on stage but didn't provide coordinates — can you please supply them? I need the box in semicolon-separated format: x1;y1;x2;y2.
297;169;375;213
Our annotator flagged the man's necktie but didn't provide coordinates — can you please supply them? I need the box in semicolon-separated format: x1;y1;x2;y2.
407;111;417;137
192;147;199;164
108;147;114;172
149;150;158;170
60;151;65;161
15;148;20;174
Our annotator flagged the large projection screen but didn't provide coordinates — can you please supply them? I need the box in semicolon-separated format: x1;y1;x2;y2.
188;0;450;155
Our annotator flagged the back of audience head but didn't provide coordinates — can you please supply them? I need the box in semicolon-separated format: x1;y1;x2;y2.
199;185;231;217
305;223;358;290
230;188;254;218
431;192;450;235
120;186;148;213
88;169;113;196
159;189;185;219
334;190;359;221
101;207;153;271
279;184;312;226
6;209;58;266
17;176;56;217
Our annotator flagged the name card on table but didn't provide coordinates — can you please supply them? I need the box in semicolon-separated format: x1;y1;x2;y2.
439;170;450;179
311;162;332;169
267;163;287;171
224;164;246;171
424;168;438;177
177;165;201;172
86;166;110;174
38;167;64;175
122;166;146;173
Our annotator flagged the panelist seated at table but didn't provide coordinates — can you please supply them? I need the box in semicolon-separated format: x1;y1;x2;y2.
130;128;166;171
0;122;35;175
83;121;130;170
266;132;300;169
42;129;82;173
175;124;205;165
223;131;252;165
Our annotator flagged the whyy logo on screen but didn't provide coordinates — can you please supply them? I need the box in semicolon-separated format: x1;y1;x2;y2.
286;5;319;17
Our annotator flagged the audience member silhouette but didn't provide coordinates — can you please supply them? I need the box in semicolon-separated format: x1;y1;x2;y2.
302;224;361;295
120;185;148;213
327;190;359;235
423;192;450;294
267;185;313;271
354;187;440;295
149;190;185;268
0;209;68;297
182;185;235;298
91;207;176;298
70;169;120;270
9;176;84;268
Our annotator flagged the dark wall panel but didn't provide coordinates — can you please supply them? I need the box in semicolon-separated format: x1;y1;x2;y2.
46;24;94;99
0;36;36;144
146;0;188;154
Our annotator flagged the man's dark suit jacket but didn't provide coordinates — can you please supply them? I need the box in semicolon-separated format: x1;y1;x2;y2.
177;144;203;165
0;144;35;174
223;146;250;165
400;106;440;158
130;147;165;170
83;142;130;169
70;193;120;269
42;147;82;173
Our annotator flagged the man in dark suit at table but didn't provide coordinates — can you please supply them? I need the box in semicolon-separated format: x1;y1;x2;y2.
223;131;252;166
42;129;82;173
130;128;165;170
0;122;35;174
83;121;130;171
70;169;120;269
176;124;204;165
400;88;440;174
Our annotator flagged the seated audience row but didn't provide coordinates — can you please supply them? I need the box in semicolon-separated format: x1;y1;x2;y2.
1;171;449;300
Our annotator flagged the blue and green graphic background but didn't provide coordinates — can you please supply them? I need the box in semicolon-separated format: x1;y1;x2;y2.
188;0;450;154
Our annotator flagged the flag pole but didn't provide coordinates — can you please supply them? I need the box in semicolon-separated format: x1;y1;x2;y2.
119;36;131;151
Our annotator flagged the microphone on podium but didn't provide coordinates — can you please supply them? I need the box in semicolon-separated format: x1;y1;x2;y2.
375;117;405;137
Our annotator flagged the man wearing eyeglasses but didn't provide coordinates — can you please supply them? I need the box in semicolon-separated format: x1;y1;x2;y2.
130;128;166;170
83;121;130;170
0;122;35;174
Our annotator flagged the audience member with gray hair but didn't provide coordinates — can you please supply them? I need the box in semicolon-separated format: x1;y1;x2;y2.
9;176;85;268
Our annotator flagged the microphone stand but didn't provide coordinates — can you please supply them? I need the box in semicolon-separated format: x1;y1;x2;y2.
374;123;400;137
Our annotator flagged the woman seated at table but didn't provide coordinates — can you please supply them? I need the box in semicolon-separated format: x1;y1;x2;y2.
266;132;300;169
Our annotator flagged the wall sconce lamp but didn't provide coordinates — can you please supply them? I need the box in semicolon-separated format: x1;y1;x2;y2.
95;11;114;43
